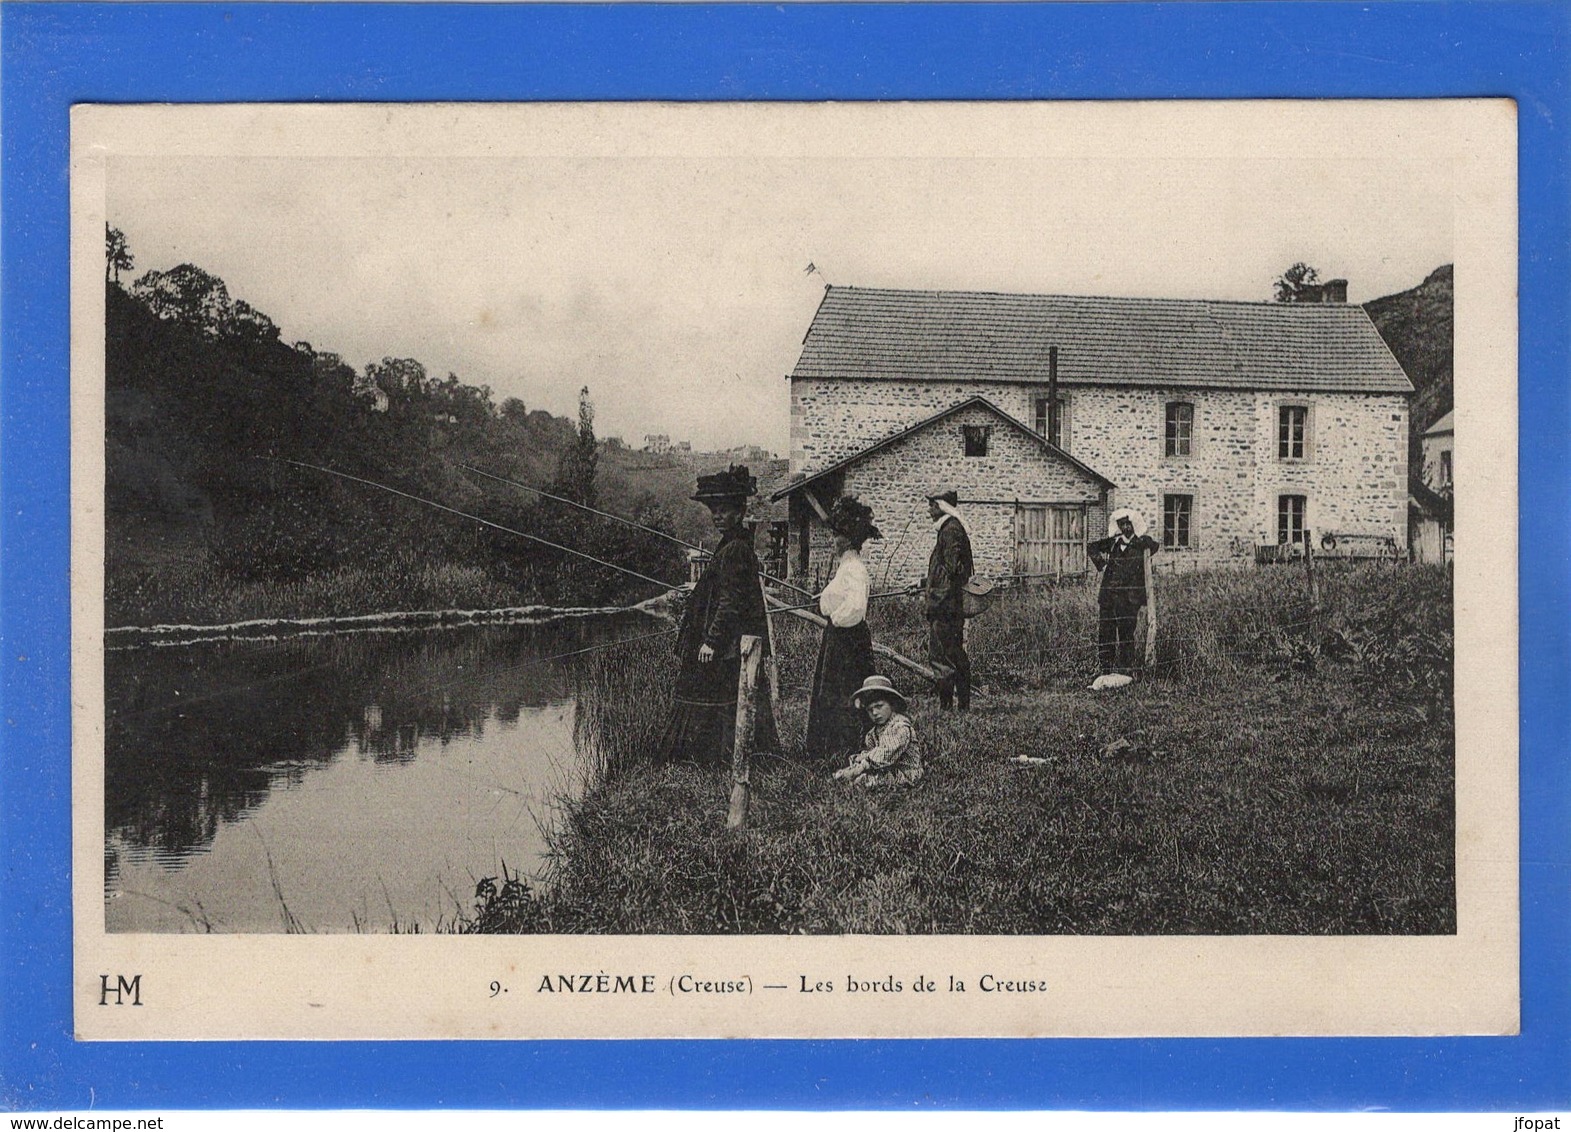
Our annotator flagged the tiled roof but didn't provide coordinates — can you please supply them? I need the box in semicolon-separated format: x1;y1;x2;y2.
791;286;1414;395
772;396;1114;501
1424;410;1454;435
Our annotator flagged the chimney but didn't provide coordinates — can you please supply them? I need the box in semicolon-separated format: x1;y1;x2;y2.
1047;345;1059;446
1320;279;1348;303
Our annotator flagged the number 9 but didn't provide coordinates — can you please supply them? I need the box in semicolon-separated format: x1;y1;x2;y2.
489;980;502;997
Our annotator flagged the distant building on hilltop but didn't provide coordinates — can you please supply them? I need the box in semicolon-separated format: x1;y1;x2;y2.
719;444;776;464
643;434;671;454
774;284;1414;585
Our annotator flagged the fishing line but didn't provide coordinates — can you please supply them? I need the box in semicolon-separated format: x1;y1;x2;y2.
459;460;816;601
108;656;347;720
266;457;679;592
765;588;916;616
877;513;918;591
967;612;1326;661
112;621;677;723
412;625;681;699
460;462;703;552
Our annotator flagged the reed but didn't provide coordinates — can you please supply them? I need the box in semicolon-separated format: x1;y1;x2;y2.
571;635;677;782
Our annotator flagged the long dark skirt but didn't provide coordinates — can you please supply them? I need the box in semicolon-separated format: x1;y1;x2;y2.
805;622;873;759
656;652;780;768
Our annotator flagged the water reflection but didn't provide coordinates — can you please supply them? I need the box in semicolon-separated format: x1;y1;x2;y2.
104;615;658;933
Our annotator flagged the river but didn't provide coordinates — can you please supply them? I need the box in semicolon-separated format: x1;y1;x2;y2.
103;612;665;933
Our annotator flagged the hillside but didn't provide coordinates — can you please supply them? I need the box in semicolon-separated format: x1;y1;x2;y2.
1363;264;1452;472
102;263;771;621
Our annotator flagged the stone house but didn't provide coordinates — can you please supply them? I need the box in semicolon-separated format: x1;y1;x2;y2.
773;285;1414;586
1420;410;1454;494
1409;410;1454;564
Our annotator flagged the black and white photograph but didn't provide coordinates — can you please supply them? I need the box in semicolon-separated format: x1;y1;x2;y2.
71;101;1516;1040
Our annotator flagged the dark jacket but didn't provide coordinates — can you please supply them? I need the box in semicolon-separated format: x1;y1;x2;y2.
676;532;770;661
926;516;974;620
1088;533;1160;608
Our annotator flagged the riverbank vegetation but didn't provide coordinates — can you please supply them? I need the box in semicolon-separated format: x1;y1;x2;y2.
466;562;1455;935
106;257;710;627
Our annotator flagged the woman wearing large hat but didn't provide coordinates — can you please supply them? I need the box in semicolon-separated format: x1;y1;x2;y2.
805;495;883;759
655;465;780;765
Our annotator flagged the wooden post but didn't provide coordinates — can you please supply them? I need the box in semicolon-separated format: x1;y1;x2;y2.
758;578;782;720
727;634;763;830
1142;546;1157;669
1303;527;1320;608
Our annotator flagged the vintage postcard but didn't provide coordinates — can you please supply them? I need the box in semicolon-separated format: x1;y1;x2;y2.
71;100;1516;1040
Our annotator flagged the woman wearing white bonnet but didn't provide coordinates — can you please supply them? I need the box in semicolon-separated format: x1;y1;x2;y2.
1087;507;1160;676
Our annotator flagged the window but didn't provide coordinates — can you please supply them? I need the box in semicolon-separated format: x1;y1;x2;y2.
962;424;992;457
1439;449;1453;489
1278;405;1309;460
1278;494;1307;546
1162;494;1193;549
1032;395;1069;448
1165;402;1194;457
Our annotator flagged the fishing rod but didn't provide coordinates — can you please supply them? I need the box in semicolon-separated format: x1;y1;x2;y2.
765;587;919;616
271;457;955;695
459;462;703;553
458;460;817;601
264;457;678;592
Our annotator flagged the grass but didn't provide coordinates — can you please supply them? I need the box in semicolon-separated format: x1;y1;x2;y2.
465;562;1455;935
106;544;540;627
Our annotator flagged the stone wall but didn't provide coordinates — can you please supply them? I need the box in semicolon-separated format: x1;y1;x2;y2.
790;401;1107;584
789;377;1408;567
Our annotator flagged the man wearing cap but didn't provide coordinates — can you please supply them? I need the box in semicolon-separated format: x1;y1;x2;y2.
1087;508;1161;676
657;465;779;766
924;489;974;712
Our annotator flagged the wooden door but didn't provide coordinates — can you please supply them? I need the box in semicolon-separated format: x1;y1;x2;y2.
1014;504;1086;579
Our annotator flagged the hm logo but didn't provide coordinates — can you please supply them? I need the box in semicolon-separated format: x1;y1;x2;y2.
98;973;142;1006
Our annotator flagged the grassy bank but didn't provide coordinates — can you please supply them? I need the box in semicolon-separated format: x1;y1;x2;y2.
106;545;536;626
468;562;1455;935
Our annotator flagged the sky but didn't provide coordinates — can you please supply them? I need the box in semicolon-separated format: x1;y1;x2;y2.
104;102;1460;452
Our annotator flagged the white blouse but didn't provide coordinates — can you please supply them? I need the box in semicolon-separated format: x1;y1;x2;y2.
818;549;870;628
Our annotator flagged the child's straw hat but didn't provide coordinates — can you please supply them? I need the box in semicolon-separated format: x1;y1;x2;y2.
850;674;907;712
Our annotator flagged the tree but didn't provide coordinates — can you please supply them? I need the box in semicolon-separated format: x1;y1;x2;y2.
552;385;599;507
360;357;430;399
105;225;134;285
1273;262;1321;303
129;263;279;339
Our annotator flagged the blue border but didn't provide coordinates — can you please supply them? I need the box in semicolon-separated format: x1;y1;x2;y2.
3;1;1567;1111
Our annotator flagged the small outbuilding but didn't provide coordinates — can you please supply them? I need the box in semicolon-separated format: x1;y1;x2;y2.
773;396;1114;589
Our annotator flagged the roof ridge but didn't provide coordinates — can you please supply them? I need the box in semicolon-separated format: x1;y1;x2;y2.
830;284;1363;310
798;285;1415;394
772;395;1115;500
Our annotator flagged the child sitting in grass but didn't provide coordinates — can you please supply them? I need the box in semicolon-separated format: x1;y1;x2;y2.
832;675;922;789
